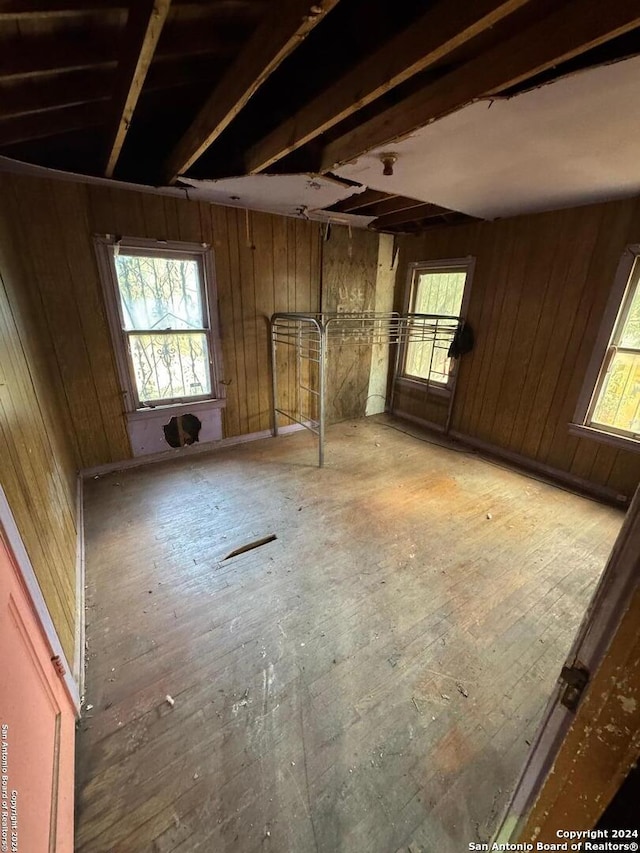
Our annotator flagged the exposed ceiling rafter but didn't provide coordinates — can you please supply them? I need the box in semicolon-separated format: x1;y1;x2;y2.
245;0;533;175
320;0;640;172
330;188;392;213
355;195;429;218
0;102;105;147
163;0;341;185
0;0;127;16
104;0;171;178
370;202;450;230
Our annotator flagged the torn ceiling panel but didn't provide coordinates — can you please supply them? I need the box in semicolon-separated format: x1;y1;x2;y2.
334;56;640;220
180;173;374;226
0;157;375;227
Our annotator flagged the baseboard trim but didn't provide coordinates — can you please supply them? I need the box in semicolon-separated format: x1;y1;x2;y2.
74;475;86;700
447;429;628;507
80;423;306;479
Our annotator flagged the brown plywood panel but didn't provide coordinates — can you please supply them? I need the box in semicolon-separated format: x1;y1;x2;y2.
321;225;379;424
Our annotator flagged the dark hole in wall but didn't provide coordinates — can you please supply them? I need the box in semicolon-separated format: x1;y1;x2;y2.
163;414;202;448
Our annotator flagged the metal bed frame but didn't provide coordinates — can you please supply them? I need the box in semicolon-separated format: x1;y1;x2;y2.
270;311;463;467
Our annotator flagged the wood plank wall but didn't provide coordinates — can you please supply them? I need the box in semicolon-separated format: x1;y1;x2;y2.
393;196;640;499
0;172;383;659
0;191;78;661
0;171;325;466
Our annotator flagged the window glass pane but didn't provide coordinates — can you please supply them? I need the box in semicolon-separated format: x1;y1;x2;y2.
115;254;204;331
618;274;640;348
412;270;466;316
405;338;451;383
129;333;211;402
591;351;640;434
405;269;466;382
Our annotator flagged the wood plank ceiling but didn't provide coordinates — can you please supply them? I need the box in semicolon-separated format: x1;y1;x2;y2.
1;0;639;233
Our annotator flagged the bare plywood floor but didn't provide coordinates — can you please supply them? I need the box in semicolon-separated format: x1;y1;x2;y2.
75;416;623;853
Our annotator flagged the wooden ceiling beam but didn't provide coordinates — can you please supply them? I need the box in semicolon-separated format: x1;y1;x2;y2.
162;0;341;185
0;0;125;14
0;54;233;120
378;217;467;234
0;33;118;81
330;188;393;213
104;0;171;177
371;203;451;230
0;69;113;120
245;0;533;174
0;20;242;82
321;0;640;172
356;195;428;218
0;102;105;147
0;0;260;18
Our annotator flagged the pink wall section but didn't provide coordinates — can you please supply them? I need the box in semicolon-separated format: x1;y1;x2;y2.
0;532;75;852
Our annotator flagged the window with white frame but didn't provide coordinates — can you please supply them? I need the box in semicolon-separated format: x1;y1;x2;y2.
402;258;474;387
574;246;640;444
95;237;222;410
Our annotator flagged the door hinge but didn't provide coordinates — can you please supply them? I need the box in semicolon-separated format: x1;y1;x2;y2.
51;655;66;679
559;663;589;712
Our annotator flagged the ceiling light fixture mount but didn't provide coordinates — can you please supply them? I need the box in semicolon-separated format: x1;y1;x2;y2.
380;152;398;176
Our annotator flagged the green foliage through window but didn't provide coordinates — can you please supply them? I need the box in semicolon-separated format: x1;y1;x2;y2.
590;259;640;436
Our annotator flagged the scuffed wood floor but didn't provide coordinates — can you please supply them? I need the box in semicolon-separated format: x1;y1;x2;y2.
75;415;623;853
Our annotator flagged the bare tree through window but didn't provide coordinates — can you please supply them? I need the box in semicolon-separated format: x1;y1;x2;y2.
113;252;212;404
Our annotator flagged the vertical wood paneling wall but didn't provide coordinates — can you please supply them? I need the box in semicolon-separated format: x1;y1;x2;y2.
394;197;640;498
0;172;325;466
0;194;78;661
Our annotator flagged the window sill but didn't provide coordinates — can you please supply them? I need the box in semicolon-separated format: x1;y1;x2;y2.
568;422;640;454
395;376;452;398
127;397;226;422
